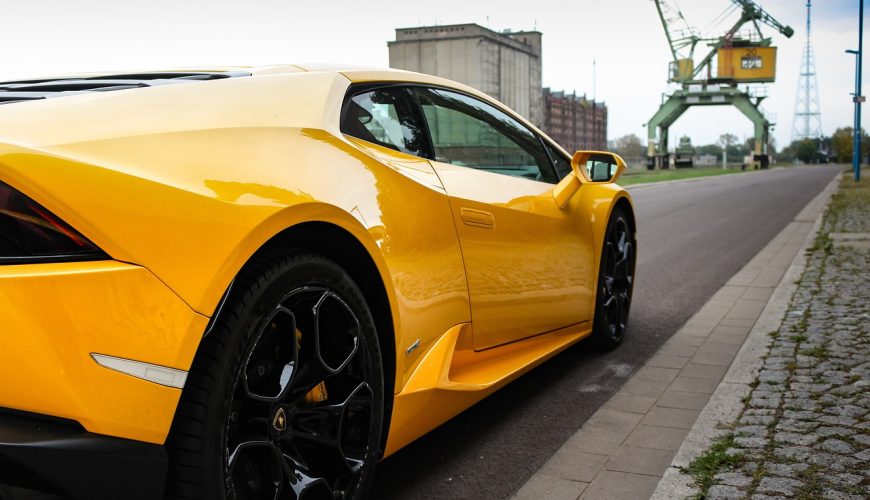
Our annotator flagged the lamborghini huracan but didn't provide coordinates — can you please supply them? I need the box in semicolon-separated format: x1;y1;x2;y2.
0;64;636;499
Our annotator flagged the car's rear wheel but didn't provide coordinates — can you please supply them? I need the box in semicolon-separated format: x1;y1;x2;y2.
165;253;384;500
590;207;635;350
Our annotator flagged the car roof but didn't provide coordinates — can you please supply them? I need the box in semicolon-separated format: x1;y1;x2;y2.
251;64;486;97
0;63;487;106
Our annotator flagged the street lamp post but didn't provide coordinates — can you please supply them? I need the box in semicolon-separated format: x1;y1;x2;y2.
847;0;864;181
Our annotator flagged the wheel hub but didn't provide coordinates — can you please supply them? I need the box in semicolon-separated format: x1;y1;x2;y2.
273;408;288;432
225;287;375;500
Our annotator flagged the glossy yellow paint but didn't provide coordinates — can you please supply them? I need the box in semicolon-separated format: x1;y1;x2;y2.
430;160;595;350
385;320;592;456
0;261;207;443
553;172;583;209
385;174;630;456
0;65;633;457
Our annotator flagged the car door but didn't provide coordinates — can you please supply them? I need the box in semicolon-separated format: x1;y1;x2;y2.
413;87;595;350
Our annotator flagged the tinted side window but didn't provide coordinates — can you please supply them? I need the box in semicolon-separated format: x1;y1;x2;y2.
341;87;427;157
544;141;574;179
415;88;558;184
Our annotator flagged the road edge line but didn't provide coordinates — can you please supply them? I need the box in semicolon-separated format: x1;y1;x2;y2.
624;165;786;191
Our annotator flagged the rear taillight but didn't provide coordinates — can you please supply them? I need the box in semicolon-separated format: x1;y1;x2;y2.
0;181;107;264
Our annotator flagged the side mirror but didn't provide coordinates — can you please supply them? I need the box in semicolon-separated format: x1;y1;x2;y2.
554;150;627;209
571;151;627;184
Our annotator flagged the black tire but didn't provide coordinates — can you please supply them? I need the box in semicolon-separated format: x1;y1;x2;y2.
165;252;384;500
590;207;636;351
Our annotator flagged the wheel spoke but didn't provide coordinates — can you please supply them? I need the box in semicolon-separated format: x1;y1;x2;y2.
613;241;632;284
618;291;631;325
602;287;623;339
603;294;618;324
290;405;342;449
285;464;333;500
603;241;617;292
228;441;284;500
227;395;272;448
605;241;618;269
244;306;300;401
285;359;332;402
289;381;373;473
314;292;361;375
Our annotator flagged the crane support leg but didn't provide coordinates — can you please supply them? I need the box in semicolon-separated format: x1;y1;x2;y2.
646;87;772;170
732;94;771;169
647;95;688;169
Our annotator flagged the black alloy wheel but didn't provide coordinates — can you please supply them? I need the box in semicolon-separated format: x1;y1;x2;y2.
591;208;636;350
165;253;384;500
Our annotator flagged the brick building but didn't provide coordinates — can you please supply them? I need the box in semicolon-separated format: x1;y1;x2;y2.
542;89;607;153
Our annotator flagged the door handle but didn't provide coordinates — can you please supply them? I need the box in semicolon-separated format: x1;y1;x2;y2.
460;208;495;229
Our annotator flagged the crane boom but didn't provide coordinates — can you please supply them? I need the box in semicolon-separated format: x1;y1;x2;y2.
653;0;700;63
730;0;795;39
652;0;793;83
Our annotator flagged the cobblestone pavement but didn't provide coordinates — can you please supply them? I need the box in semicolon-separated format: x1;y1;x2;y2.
702;178;870;500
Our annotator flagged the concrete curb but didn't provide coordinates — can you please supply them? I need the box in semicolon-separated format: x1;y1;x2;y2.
649;173;841;499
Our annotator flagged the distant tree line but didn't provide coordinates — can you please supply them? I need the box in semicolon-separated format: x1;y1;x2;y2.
608;133;760;164
609;127;870;165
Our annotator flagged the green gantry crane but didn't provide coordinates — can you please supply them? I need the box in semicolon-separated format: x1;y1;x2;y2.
647;0;794;169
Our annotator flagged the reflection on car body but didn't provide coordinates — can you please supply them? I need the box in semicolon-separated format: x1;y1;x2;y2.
0;64;636;499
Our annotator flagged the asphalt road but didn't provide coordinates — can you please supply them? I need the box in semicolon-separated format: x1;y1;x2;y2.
371;165;841;500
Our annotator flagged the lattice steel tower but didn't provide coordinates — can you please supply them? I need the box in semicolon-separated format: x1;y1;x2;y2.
791;0;822;141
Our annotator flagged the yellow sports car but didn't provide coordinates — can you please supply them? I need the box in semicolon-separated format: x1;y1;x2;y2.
0;64;635;500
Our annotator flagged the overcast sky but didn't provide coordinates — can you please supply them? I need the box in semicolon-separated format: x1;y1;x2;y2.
1;0;865;149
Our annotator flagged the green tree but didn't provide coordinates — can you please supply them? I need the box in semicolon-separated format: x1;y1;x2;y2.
717;133;739;151
716;133;739;165
612;133;645;160
795;139;817;163
696;144;723;156
779;141;796;162
831;127;870;163
832;128;853;162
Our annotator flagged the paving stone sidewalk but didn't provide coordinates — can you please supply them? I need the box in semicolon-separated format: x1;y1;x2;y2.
691;176;870;500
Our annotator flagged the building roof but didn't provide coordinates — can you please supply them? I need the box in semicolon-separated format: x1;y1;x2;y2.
544;87;606;107
390;23;541;55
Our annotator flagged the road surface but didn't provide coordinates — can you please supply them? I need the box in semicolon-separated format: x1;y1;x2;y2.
371;165;841;499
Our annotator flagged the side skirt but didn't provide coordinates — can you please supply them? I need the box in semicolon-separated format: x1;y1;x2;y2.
383;322;591;457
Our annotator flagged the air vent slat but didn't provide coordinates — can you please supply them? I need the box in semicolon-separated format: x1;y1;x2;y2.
0;71;251;105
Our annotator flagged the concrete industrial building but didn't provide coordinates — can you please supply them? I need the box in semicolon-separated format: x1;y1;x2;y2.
388;23;607;153
388;24;543;127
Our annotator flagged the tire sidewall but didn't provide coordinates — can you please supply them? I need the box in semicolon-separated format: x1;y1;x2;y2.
167;254;384;500
591;208;635;350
